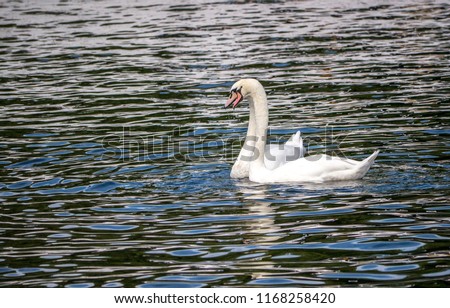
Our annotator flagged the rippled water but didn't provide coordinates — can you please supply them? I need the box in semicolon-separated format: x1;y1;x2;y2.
1;0;449;287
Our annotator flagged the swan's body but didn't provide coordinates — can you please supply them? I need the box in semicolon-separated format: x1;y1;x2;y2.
249;151;379;183
265;131;305;170
231;130;305;178
225;78;379;183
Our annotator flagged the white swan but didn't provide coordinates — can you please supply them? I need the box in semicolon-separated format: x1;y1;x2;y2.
224;78;379;183
265;131;305;170
231;130;304;178
229;82;305;179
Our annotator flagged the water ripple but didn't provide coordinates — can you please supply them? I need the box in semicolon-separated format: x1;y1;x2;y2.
0;0;449;288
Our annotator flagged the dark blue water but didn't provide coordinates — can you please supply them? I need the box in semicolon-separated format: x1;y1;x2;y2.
0;0;449;287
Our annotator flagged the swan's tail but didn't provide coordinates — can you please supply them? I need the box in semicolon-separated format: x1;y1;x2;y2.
356;150;379;178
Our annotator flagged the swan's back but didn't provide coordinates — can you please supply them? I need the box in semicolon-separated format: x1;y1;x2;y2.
232;131;305;178
264;131;304;170
253;151;379;183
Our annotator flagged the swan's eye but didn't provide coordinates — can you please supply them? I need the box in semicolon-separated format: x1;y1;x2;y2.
230;87;242;95
228;88;239;98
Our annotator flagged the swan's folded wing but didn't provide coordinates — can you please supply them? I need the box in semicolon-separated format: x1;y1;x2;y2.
284;131;305;160
271;155;357;180
264;144;285;170
264;134;305;170
271;152;379;182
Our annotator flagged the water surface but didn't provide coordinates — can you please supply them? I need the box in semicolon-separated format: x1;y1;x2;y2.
0;0;449;287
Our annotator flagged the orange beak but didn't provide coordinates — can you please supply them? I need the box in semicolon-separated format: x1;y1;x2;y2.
224;91;243;109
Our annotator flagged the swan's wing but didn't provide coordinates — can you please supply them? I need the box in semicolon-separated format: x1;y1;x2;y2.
320;150;379;181
264;131;305;169
264;144;285;170
284;131;305;159
272;155;355;179
272;151;379;182
287;131;301;144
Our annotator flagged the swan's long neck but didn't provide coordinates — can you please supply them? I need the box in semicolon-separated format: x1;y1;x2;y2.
236;99;257;161
248;89;269;172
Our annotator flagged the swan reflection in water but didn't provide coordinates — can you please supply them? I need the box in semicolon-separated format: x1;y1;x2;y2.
229;178;375;284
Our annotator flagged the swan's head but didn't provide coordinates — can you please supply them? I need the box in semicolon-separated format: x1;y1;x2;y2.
224;78;264;109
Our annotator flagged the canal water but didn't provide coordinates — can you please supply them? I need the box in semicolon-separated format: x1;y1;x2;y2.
0;0;449;287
